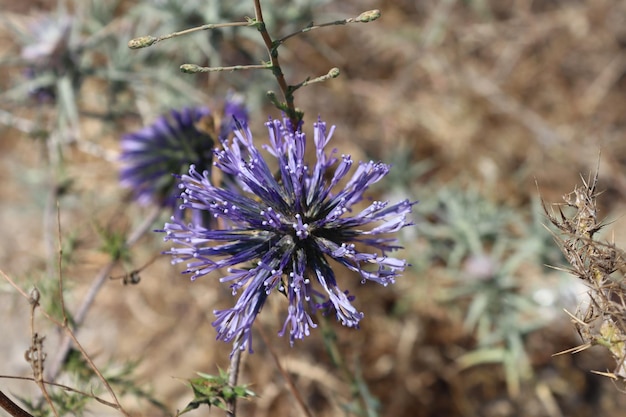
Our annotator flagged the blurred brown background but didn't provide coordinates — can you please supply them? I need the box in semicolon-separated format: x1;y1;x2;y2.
2;0;626;416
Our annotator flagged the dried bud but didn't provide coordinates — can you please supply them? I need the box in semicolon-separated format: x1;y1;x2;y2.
356;9;381;23
128;35;157;49
180;64;202;73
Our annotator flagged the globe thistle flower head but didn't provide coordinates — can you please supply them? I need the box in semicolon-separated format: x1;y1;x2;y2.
119;101;248;212
162;116;415;353
120;106;213;209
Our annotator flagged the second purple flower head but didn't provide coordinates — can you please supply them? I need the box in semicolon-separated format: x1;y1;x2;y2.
119;96;248;212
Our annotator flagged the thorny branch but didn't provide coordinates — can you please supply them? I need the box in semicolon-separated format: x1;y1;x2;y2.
543;169;626;381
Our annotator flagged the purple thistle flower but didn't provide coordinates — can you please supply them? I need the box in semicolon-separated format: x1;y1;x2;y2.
162;117;415;353
119;101;248;212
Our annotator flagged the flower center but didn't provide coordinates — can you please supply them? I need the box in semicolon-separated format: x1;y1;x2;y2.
292;213;310;240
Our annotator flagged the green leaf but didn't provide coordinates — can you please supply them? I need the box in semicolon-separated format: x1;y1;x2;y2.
176;371;256;416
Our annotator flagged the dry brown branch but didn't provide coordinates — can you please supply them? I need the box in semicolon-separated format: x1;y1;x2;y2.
0;375;119;408
0;202;135;416
46;205;161;382
257;325;315;417
1;268;129;415
0;390;34;417
542;168;626;380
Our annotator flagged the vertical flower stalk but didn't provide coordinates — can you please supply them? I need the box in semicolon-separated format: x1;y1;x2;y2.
162;116;415;353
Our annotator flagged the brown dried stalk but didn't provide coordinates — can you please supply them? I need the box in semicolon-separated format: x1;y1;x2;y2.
542;170;626;380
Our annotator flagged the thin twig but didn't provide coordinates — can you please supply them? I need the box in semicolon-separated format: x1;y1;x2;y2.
46;205;161;382
0;128;162;413
128;20;252;49
1;270;30;299
26;288;59;417
274;9;381;46
180;63;271;73
257;326;314;417
57;322;129;415
0;375;119;408
28;203;135;416
319;316;372;416
56;203;67;325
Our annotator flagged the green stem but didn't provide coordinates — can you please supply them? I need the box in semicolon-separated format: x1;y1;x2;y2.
253;0;301;129
180;63;271;73
320;316;376;416
128;20;253;49
226;338;243;417
274;9;381;49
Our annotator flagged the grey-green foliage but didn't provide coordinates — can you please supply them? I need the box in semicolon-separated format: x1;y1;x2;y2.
2;0;337;133
413;184;566;395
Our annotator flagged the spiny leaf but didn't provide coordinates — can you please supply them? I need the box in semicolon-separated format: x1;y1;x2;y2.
176;370;255;416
